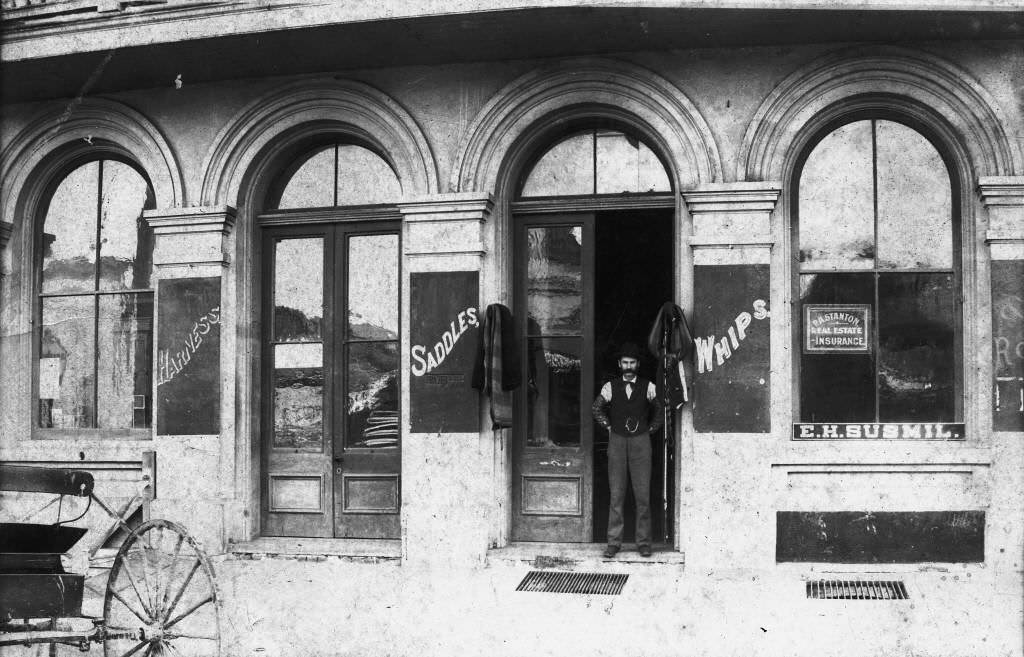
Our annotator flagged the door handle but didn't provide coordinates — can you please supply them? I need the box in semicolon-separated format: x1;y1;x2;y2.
539;459;573;468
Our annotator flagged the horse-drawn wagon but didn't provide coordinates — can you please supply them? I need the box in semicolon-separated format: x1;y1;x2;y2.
0;464;220;656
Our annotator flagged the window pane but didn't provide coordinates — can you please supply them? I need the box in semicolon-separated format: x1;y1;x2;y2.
39;296;95;428
526;337;581;447
336;145;401;205
878;273;956;421
527;225;583;335
595;130;670;194
346;342;399;448
876;121;953;269
274;238;323;342
273;343;323;450
799;121;875;270
348;234;399;339
41;162;99;294
799;273;875;422
275;146;334;209
96;293;153;429
520;133;594;197
99;161;154;290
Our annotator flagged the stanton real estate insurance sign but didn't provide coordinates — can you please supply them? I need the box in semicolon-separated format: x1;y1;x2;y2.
804;304;871;353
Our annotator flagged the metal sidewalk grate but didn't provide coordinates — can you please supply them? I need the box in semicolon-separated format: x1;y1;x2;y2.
806;579;909;600
516;571;628;595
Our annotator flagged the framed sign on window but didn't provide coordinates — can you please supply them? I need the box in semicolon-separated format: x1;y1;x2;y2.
803;304;870;354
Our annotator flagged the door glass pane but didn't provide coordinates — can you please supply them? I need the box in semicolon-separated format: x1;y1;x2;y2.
276;146;335;209
799;273;876;422
348;235;399;339
799;121;875;270
526;337;581;447
99;161;154;290
346;342;399;448
875;121;953;269
41;162;99;294
336;145;401;205
39;296;95;428
595;130;670;194
527;225;583;335
274;238;323;342
273;343;323;450
878;273;956;421
96;293;153;429
521;133;594;197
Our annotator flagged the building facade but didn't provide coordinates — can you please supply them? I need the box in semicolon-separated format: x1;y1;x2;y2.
1;2;1023;656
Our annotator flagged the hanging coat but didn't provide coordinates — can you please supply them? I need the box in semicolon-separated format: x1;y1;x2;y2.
471;303;522;429
646;302;693;410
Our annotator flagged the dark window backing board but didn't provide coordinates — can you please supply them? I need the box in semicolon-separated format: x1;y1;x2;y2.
156;277;221;435
776;511;984;563
992;260;1024;431
692;265;770;433
409;271;480;433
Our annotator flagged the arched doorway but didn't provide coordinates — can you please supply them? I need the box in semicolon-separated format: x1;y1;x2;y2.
511;127;676;544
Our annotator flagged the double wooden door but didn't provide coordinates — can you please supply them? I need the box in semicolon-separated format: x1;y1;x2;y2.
261;222;401;538
513;214;596;542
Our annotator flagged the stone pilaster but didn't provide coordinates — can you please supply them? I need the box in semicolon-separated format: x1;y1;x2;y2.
980;177;1024;431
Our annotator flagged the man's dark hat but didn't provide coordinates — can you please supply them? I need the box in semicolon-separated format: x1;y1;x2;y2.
616;342;642;359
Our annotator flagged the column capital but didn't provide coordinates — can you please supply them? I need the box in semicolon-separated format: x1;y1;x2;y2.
143;206;237;272
978;177;1024;259
398;193;493;259
683;182;781;265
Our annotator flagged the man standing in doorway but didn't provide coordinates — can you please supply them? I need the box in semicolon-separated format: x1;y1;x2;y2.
592;342;663;558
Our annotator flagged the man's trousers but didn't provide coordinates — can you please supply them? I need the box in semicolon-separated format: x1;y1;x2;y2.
606;430;651;547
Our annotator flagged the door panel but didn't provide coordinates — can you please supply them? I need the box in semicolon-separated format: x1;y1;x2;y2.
262;224;401;539
513;215;594;542
263;231;333;537
333;231;401;538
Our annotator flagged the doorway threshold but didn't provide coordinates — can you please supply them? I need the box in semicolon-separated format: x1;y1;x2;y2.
488;542;685;568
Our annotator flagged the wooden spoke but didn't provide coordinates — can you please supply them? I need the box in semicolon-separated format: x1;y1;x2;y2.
118;552;155;620
164;594;214;630
161;641;187;657
115;639;152;657
109;588;153;625
160;558;201;623
157;533;185;619
164;632;219;641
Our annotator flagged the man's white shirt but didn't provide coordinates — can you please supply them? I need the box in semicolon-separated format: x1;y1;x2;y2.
599;377;657;402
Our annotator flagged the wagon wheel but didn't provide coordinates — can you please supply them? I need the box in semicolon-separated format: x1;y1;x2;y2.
103;519;220;657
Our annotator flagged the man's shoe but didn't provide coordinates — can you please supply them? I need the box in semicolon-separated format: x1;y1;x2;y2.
603;545;620;558
638;544;652;557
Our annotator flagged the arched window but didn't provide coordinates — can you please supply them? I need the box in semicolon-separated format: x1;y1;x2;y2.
795;119;961;425
518;129;671;198
37;158;155;430
268;142;401;210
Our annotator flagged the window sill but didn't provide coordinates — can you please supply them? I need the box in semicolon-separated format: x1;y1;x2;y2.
227;537;401;562
488;542;685;568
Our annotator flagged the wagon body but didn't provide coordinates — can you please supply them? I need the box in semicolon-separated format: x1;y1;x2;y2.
0;463;220;656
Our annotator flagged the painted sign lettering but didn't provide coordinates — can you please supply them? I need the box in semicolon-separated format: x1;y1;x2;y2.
157;306;221;385
992;260;1024;430
793;422;965;440
410;307;478;376
803;304;870;353
694;299;770;374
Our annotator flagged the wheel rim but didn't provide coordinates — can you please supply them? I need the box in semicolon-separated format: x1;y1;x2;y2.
103;519;220;657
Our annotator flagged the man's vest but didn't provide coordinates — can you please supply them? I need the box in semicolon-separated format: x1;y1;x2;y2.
609;377;652;436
